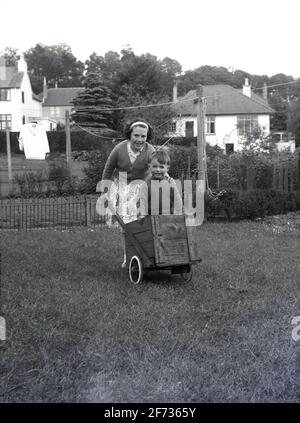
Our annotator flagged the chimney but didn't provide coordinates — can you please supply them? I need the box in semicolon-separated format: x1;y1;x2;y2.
243;78;251;97
263;82;268;100
17;55;28;73
43;77;48;102
173;80;178;103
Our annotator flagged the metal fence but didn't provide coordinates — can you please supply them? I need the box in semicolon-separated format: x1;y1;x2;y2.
0;195;106;230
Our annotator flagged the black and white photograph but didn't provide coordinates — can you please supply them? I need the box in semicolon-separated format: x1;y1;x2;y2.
0;0;299;408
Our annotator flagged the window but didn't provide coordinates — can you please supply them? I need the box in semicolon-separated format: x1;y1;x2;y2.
0;89;11;101
185;121;194;137
237;115;258;136
225;143;234;154
206;116;215;134
50;106;61;117
22;115;26;125
0;114;12;130
22;91;25;103
169;122;176;132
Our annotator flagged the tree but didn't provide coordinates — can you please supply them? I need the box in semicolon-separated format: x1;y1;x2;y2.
288;97;300;147
71;72;115;130
85;51;121;87
0;47;20;66
112;83;175;143
85;47;182;100
24;43;84;93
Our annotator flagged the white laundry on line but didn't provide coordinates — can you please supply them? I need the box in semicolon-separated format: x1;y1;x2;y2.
18;123;50;160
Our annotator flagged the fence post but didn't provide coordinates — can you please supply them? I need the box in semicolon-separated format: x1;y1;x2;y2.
65;111;72;172
84;196;91;227
6;130;12;183
272;164;276;191
297;152;300;192
217;156;220;190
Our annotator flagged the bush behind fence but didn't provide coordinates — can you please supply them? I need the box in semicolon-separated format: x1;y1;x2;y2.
1;190;300;230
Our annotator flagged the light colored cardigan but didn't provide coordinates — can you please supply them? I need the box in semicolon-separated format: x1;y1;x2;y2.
101;140;155;183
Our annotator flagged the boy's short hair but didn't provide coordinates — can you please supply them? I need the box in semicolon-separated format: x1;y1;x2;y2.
148;147;171;165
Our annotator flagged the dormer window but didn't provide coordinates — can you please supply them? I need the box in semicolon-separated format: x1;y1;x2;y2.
0;89;11;101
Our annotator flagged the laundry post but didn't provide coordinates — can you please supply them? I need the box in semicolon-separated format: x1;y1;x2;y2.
65;111;72;171
196;84;205;183
6;130;12;182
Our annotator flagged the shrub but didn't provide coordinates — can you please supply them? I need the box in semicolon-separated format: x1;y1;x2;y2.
47;162;70;195
205;189;300;221
12;171;45;197
81;152;107;194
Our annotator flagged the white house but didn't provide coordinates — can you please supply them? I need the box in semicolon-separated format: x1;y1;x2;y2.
41;80;84;125
172;79;275;153
0;56;56;131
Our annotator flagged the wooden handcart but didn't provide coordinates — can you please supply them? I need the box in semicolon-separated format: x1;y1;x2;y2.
113;208;202;284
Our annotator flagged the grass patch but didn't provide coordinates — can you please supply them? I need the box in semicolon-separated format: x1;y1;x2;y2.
0;222;299;402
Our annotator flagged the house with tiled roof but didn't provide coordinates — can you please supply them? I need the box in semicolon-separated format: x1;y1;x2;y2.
41;81;84;125
171;79;275;153
0;56;56;131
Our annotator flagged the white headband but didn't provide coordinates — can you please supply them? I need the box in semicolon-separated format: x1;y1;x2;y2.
129;121;149;131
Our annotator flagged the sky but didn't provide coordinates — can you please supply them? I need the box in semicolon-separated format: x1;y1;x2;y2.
0;0;299;78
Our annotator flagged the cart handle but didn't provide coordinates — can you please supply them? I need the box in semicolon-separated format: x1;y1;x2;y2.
106;198;152;268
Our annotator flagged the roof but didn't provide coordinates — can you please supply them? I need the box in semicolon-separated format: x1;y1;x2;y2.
0;67;24;88
32;93;42;102
42;87;85;106
174;84;275;116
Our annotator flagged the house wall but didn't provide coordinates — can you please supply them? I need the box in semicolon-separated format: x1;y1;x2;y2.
20;73;43;128
42;106;73;125
173;114;271;152
0;73;42;131
0;88;20;130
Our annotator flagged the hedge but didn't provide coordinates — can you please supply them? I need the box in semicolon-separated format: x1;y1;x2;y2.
0;130;119;154
205;189;300;221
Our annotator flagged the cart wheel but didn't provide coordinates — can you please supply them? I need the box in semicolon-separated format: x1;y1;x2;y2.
180;265;193;282
129;255;143;284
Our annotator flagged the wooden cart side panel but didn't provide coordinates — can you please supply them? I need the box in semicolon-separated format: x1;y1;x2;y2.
125;237;155;260
151;216;164;264
125;216;155;267
124;216;152;234
151;215;190;265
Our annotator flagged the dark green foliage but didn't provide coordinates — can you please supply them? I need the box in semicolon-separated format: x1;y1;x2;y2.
81;152;108;194
12;171;45;197
47;162;70;195
206;189;300;221
85;48;182;99
0;132;22;154
288;97;300;145
0;47;20;66
71;72;115;130
23;43;84;93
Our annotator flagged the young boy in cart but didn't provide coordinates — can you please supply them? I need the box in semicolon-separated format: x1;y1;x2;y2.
134;147;183;219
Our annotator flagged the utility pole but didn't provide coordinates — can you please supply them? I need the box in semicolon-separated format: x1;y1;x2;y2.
6;130;12;182
65;111;72;170
196;85;205;183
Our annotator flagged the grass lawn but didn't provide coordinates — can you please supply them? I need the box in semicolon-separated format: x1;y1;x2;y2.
0;221;299;402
